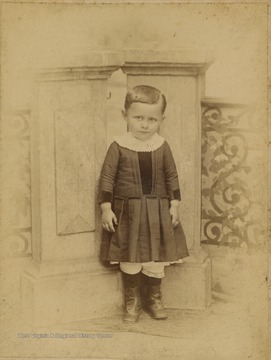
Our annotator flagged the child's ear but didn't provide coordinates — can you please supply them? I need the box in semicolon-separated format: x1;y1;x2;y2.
122;110;127;121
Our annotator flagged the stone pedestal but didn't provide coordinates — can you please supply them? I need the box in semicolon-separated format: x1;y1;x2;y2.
22;53;124;327
22;260;123;326
122;49;213;309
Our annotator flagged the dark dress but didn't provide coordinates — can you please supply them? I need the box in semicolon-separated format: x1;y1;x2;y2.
99;139;189;263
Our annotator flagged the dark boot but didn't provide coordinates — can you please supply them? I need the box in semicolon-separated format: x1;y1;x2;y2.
146;276;167;320
139;272;149;312
122;272;141;323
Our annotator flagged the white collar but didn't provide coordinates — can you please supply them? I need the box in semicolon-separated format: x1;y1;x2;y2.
114;132;165;152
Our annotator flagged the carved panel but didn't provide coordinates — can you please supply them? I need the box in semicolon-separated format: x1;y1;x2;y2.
54;109;95;235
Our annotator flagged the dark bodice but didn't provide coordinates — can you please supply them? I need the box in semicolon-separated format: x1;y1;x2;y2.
138;152;153;195
99;141;181;203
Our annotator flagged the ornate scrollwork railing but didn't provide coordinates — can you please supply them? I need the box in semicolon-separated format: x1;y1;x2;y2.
201;100;264;248
2;110;32;258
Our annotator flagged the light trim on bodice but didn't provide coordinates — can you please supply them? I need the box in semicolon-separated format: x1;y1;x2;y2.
114;132;165;152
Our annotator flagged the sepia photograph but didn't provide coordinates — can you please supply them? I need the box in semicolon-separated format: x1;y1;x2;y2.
0;1;269;359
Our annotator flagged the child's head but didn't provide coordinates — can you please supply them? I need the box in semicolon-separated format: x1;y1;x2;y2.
124;85;167;114
122;85;167;141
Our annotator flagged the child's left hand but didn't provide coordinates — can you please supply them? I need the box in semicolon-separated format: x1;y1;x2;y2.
169;203;180;228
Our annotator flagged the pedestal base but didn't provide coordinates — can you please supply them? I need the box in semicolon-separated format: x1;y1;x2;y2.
22;254;211;327
21;261;123;327
163;255;212;310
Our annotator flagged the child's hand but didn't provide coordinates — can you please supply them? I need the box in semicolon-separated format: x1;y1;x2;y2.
169;200;180;228
101;209;118;232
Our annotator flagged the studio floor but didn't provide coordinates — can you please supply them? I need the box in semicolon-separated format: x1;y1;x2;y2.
0;247;269;360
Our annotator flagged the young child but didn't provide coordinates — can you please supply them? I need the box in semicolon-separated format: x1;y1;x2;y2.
99;85;189;323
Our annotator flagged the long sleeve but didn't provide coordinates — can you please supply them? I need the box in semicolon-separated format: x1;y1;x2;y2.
99;142;120;204
163;142;181;201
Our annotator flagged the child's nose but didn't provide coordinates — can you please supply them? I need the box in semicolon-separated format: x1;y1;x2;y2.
141;120;148;129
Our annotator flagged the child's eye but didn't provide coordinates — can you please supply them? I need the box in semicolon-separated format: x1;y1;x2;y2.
148;118;157;123
135;116;143;120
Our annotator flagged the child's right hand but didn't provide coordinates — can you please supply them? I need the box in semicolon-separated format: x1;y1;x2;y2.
101;209;118;232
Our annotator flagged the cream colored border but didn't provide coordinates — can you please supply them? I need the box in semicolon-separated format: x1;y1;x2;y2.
0;1;269;360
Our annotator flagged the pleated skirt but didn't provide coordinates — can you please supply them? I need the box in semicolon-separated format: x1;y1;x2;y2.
100;196;189;263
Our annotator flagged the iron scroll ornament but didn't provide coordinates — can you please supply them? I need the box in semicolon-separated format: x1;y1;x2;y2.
201;105;256;248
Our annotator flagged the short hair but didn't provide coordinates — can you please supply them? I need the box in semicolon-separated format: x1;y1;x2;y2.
124;85;167;114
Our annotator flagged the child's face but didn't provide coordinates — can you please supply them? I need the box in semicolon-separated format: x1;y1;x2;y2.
122;102;164;141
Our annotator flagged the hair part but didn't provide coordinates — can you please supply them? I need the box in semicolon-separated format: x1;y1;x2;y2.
124;85;167;114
